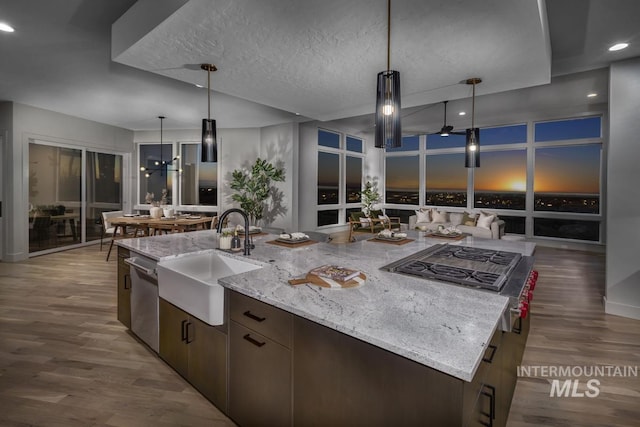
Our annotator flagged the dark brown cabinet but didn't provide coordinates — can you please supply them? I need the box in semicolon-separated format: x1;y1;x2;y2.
158;298;227;410
294;315;463;427
116;247;131;328
228;291;292;427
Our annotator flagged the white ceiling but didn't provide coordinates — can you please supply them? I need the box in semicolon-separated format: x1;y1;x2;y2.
1;0;639;131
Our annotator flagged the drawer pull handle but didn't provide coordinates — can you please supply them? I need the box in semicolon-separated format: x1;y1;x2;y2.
243;310;266;322
181;319;188;342
483;344;497;364
243;334;265;347
123;273;131;290
185;322;193;344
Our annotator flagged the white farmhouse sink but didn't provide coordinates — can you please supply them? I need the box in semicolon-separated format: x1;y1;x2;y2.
157;250;262;325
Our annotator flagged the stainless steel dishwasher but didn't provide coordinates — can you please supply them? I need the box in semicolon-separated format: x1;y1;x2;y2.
125;256;159;352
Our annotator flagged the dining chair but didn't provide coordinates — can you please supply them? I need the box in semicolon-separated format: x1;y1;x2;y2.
101;210;123;260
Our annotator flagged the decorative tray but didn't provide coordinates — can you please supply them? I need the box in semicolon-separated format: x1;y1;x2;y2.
160;217;177;220
425;231;464;238
275;236;311;244
186;215;201;219
375;233;407;241
123;214;139;217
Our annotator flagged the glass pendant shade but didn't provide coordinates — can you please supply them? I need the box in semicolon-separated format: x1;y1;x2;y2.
375;70;402;149
465;128;480;168
201;118;217;163
201;63;218;163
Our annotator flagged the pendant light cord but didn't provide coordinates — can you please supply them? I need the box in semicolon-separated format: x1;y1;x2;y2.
471;81;475;129
386;0;391;71
207;68;211;120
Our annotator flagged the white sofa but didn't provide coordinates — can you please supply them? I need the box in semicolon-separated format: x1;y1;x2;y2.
408;208;505;239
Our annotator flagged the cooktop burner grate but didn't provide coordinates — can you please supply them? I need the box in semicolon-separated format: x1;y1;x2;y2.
384;244;522;291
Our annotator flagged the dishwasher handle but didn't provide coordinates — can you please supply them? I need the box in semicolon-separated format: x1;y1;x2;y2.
125;257;158;279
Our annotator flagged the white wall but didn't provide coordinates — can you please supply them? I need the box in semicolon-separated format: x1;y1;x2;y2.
260;123;298;231
133;125;300;230
604;57;640;320
1;102;134;261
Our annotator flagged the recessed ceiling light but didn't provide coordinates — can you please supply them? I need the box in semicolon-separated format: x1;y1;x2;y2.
587;93;598;98
609;43;629;51
0;22;15;32
458;111;466;116
195;84;204;88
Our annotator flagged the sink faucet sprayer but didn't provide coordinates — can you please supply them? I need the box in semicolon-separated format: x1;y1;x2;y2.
216;208;254;256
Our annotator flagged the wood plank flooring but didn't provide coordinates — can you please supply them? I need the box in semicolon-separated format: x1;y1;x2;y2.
0;247;235;427
0;243;638;426
507;247;640;427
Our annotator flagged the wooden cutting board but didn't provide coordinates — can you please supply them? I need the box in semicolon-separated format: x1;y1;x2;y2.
288;271;366;288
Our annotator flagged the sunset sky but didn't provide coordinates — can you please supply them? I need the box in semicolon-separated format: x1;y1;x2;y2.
386;145;600;194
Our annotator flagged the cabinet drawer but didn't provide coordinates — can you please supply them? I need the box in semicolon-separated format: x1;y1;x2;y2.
229;321;291;426
229;291;292;348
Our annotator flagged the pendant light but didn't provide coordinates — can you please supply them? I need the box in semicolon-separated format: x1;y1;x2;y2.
465;78;481;168
374;0;401;149
140;116;180;178
201;63;218;163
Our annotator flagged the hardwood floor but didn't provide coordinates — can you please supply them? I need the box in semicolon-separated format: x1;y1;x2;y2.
507;247;640;427
0;243;637;426
0;247;235;427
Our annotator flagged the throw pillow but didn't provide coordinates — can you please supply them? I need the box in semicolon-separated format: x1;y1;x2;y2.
378;214;390;224
449;212;464;226
431;210;449;223
462;211;477;226
477;212;496;229
359;217;371;227
415;209;431;223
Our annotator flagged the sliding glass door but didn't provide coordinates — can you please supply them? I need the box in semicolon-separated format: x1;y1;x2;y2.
28;141;123;254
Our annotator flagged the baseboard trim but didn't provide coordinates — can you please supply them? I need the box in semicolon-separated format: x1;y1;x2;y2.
603;296;640;320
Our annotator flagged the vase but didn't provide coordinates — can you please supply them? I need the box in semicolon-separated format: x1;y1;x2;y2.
162;207;175;218
149;206;162;219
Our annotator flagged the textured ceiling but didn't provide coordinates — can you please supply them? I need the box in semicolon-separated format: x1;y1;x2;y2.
112;0;551;121
0;0;639;131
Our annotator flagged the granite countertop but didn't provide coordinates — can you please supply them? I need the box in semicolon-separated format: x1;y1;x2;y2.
117;231;535;381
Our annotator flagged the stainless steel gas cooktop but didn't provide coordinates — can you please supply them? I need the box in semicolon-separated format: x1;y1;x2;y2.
382;244;523;292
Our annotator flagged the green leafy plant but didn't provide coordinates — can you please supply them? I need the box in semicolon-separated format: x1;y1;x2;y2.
361;181;380;217
230;158;285;225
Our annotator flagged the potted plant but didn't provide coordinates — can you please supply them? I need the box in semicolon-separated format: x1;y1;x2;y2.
230;158;285;226
361;181;381;217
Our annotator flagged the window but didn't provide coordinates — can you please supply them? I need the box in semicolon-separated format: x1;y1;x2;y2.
474;150;526;210
480;124;527;145
316;130;364;227
385;155;419;204
534;145;600;213
318;129;340;149
534;218;599;241
345;156;362;203
346;136;363;153
388;116;604;243
318;152;339;205
425;153;466;207
139;144;175;205
317;209;339;227
386;135;420;152
426;133;466;149
181;144;217;206
535;117;601;142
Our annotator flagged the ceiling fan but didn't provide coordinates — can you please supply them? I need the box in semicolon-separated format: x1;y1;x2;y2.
431;101;466;136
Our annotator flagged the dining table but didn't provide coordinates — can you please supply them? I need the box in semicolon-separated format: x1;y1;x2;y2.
107;215;213;260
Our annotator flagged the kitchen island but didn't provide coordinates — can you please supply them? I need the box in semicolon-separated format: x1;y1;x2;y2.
117;230;535;426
